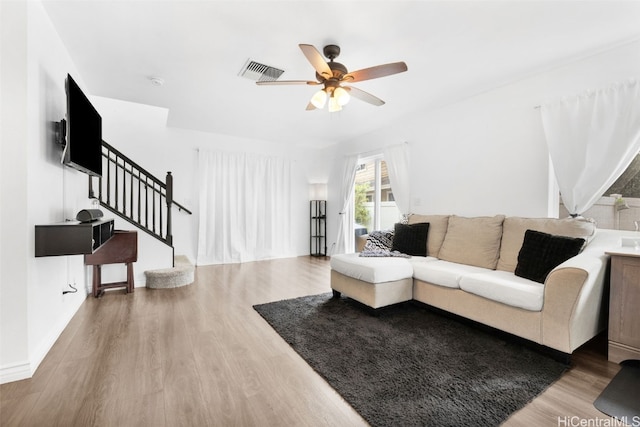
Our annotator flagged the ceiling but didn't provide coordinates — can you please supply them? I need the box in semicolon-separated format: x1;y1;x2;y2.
41;1;640;148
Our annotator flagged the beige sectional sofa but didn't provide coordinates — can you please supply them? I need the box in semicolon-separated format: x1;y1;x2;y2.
330;214;627;355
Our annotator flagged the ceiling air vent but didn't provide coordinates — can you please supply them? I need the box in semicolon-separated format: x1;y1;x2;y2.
239;59;284;82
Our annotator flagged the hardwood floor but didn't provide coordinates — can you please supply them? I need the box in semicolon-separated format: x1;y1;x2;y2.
0;256;625;426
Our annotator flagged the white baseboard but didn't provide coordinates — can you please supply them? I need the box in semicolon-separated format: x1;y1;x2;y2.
27;292;87;380
0;360;31;384
2;271;146;385
1;291;88;385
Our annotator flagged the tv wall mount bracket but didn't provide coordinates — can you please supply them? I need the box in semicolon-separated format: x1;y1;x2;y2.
54;119;67;147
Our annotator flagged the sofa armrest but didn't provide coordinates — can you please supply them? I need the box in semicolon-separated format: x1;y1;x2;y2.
541;253;608;353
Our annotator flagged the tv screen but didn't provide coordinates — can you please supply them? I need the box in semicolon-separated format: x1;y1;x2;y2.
62;74;102;177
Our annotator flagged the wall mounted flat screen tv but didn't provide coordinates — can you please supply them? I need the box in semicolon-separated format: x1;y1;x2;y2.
62;74;102;177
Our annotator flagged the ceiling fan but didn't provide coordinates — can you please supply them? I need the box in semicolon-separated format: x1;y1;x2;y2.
256;44;408;112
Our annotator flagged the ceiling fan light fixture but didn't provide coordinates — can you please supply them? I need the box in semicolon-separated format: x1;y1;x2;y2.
310;89;327;109
328;96;342;113
258;44;407;111
333;86;350;106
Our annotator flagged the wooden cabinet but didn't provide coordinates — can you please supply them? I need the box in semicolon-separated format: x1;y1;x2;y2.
35;218;114;257
606;249;640;363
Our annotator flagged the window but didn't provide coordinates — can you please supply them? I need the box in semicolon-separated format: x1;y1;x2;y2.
606;152;640;197
354;156;401;233
560;151;640;230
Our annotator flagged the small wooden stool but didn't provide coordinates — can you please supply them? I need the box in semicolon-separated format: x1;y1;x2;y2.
85;230;138;297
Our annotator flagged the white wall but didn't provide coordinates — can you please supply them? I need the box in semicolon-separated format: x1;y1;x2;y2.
325;39;640;250
1;1;96;383
1;0;30;383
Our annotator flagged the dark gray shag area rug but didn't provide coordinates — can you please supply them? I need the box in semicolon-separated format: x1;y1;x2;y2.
253;293;567;427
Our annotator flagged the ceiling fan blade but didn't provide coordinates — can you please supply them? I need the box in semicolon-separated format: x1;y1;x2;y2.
343;62;408;83
305;102;317;111
256;80;320;86
299;44;332;79
343;86;385;106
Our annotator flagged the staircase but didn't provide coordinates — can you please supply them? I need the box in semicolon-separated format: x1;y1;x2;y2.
89;141;194;288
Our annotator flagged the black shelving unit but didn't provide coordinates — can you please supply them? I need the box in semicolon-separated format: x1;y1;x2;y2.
310;200;327;257
35;218;114;257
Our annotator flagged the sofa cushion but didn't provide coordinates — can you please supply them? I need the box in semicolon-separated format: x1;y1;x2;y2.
330;253;415;284
459;270;545;312
496;216;596;272
411;259;490;289
514;230;585;284
392;222;429;256
408;214;449;257
437;215;505;269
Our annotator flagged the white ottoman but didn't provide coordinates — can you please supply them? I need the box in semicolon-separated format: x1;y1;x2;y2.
330;253;414;309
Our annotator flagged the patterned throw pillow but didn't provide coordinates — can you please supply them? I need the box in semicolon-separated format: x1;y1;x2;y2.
362;229;394;252
359;229;411;258
359;248;411;258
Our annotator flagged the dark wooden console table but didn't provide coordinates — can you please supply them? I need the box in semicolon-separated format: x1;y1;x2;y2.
85;230;138;297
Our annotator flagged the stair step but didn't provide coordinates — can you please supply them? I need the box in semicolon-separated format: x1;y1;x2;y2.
145;255;195;289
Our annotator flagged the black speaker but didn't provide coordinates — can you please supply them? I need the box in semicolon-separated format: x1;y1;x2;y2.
76;209;103;223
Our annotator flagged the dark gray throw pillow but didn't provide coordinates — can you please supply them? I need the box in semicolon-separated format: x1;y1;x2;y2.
391;222;430;256
515;229;585;284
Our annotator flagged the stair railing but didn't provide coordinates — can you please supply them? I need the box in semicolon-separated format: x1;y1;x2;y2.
88;141;192;247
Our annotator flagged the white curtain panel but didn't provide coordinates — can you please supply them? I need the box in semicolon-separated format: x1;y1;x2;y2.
541;80;640;216
383;143;411;214
197;150;294;265
334;154;358;255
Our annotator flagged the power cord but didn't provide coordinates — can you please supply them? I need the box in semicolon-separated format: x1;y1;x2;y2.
63;283;78;295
